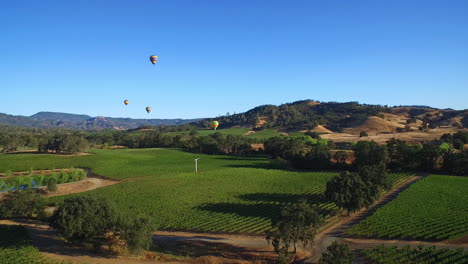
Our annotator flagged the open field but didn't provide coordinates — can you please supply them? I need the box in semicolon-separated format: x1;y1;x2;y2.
347;175;468;241
0;149;411;234
361;245;468;264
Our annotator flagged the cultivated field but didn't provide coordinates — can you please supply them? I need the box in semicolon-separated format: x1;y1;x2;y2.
0;149;411;234
347;175;468;241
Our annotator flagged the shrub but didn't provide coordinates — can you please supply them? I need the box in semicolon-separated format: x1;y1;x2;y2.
359;131;368;137
0;190;45;218
319;241;354;264
120;215;153;253
47;178;57;192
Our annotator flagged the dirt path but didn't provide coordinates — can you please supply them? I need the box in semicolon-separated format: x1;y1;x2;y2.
341;237;468;250
306;174;427;263
154;231;269;249
0;219;178;264
44;176;120;198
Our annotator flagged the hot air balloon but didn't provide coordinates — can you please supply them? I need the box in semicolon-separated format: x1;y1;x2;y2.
146;107;152;113
149;55;158;65
210;121;219;130
124;100;129;106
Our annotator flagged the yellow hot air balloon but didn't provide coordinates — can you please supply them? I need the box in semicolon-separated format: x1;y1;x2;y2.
149;55;158;65
124;100;129;106
210;121;219;130
146;107;152;113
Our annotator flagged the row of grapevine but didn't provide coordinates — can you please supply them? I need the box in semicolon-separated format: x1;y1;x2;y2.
0;168;87;192
348;175;468;241
362;245;468;264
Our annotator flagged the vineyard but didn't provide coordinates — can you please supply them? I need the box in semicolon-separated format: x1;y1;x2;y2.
348;175;468;241
362;245;468;264
0;225;74;264
0;149;413;234
0;168;87;192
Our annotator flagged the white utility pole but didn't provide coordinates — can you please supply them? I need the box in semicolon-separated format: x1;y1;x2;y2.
194;158;200;173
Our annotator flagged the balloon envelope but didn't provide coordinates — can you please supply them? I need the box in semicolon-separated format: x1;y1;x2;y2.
124;100;129;105
146;107;152;113
149;55;158;65
210;121;219;130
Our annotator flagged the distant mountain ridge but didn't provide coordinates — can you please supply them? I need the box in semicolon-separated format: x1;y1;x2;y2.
0;112;202;130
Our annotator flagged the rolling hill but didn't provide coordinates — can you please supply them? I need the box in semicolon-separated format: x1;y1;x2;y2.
1;100;466;132
0;112;201;130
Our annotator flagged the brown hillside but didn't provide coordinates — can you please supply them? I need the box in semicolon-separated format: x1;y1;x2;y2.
344;116;404;134
312;125;333;134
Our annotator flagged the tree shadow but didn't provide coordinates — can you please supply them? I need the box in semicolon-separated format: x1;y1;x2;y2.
198;192;332;221
223;163;286;170
239;193;327;204
199;203;281;220
152;235;273;261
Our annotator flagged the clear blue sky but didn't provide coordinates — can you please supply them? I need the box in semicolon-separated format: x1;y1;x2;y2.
1;0;467;119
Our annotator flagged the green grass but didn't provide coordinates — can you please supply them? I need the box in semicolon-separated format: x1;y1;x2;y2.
348;175;468;241
0;149;412;234
0;225;76;264
362;245;468;264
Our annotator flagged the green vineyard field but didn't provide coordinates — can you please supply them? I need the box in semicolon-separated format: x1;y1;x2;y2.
362;245;468;264
0;149;412;234
348;175;468;241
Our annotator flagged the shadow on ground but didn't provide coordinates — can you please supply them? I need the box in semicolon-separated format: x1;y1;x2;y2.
153;235;274;262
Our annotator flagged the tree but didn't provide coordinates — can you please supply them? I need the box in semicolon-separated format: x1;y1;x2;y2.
443;150;468;176
353;141;389;169
319;241;355;264
325;172;375;215
0;190;45;219
49;196;153;254
453;139;464;150
50;196;120;248
333;151;348;166
266;201;322;257
120;215;154;253
358;164;391;191
304;131;320;139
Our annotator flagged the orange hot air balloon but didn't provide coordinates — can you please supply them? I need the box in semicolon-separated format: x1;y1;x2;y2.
210;121;219;130
124;100;129;106
146;107;152;113
149;55;158;65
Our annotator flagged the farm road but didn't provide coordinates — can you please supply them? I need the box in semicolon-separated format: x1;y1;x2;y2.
0;219;179;264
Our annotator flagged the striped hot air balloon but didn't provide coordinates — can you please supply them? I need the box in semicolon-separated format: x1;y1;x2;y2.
146;107;152;113
124;100;129;106
149;55;158;65
210;121;219;130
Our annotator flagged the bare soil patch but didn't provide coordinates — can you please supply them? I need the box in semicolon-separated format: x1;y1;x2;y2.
250;144;264;151
322;127;468;144
302;125;333;134
42;177;120;197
